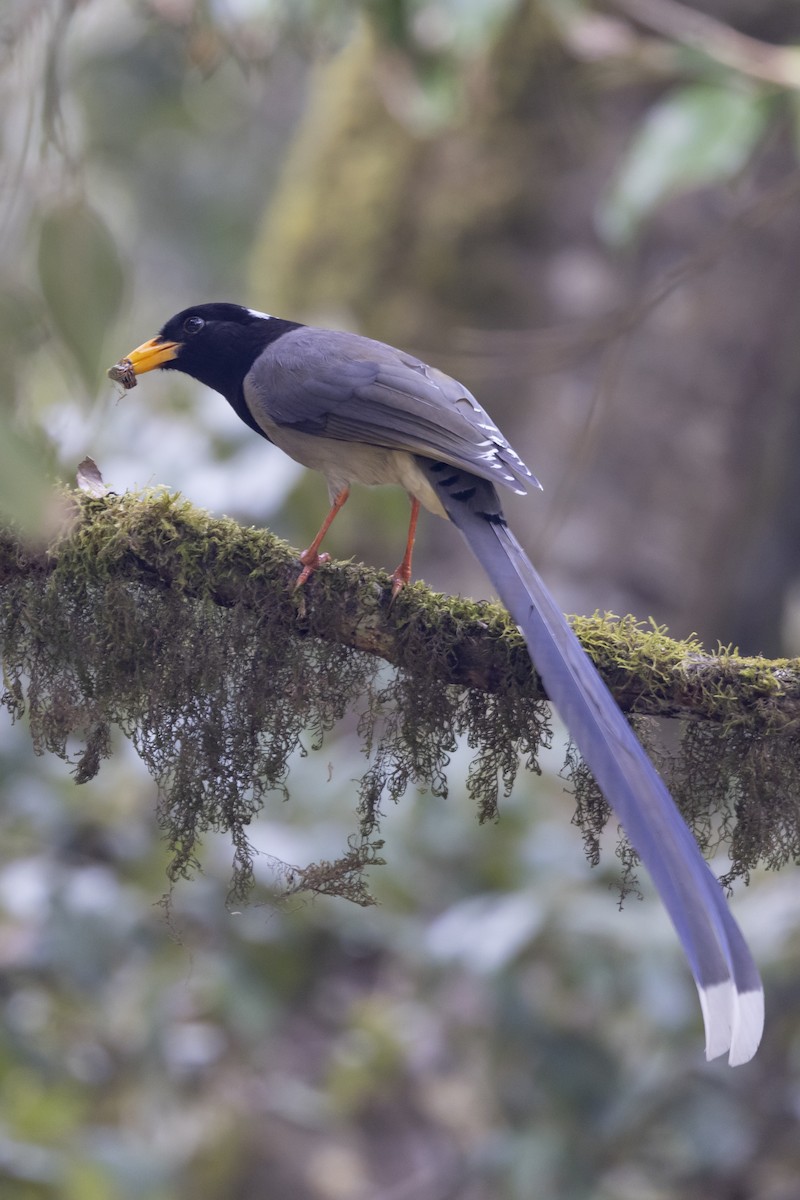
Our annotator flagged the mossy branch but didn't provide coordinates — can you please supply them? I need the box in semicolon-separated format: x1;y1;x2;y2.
2;488;797;718
1;487;798;900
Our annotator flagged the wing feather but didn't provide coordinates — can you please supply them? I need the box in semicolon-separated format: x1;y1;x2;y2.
245;327;538;493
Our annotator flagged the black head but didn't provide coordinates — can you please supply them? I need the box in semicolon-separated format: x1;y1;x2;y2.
113;302;301;402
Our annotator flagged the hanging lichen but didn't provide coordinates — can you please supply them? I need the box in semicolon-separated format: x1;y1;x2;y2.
1;488;799;904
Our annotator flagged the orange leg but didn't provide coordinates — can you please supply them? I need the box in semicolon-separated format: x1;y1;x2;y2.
295;486;350;588
390;497;421;599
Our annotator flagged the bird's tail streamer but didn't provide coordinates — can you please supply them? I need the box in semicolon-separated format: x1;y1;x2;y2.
426;464;763;1065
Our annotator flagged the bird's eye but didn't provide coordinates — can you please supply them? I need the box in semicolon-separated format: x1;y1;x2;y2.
183;316;205;335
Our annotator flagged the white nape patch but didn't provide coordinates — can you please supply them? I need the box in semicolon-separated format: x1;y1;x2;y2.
247;307;272;321
729;988;765;1067
698;979;734;1061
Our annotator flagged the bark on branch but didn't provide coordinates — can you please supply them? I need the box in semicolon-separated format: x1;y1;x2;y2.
1;488;797;724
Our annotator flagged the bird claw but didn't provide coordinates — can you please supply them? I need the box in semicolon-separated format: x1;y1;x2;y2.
295;550;331;589
389;566;409;601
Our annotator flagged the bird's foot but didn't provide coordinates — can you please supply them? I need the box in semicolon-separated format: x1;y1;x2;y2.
389;562;411;601
295;549;331;589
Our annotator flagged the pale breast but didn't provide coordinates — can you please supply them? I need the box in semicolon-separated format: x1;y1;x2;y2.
255;418;448;518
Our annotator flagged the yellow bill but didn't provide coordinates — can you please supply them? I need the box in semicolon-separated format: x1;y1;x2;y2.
107;337;179;390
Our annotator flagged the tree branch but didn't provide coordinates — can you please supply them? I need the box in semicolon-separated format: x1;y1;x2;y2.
606;0;800;88
607;0;800;90
2;486;798;897
1;487;797;722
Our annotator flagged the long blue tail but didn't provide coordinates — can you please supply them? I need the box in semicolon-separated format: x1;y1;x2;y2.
423;461;763;1065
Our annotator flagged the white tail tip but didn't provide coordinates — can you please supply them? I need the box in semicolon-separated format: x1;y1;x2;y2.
698;980;764;1066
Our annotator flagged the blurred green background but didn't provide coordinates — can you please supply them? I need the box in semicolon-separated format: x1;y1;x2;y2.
2;1;800;1197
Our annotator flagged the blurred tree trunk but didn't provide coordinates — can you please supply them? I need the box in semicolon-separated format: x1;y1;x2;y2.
251;1;800;656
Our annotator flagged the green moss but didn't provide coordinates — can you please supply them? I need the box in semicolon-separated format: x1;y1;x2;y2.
1;488;799;904
248;3;580;340
250;23;423;326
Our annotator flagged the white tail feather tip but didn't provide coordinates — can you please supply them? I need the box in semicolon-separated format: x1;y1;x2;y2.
729;988;764;1067
699;980;734;1062
698;980;764;1066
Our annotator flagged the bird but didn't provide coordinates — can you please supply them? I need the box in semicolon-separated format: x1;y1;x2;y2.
110;301;764;1065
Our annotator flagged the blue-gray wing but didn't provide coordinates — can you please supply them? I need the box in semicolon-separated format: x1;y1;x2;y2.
245;326;538;494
